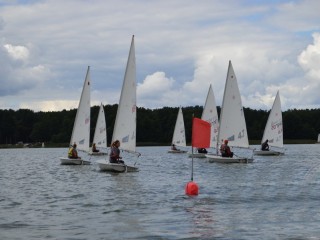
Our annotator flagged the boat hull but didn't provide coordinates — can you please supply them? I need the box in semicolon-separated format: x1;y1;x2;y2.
188;153;207;158
88;151;107;156
253;150;283;156
96;159;138;173
59;157;91;165
205;154;253;163
168;150;187;153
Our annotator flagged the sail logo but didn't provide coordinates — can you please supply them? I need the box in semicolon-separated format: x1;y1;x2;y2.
79;139;84;144
122;135;129;143
271;120;282;130
99;127;105;133
131;131;136;140
238;129;245;139
228;135;235;141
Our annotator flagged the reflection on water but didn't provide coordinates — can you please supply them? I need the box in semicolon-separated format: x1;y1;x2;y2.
0;145;320;239
185;197;218;239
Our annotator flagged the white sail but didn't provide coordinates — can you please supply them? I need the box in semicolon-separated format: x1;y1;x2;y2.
218;61;249;148
201;84;219;148
112;35;137;153
70;66;91;152
318;134;320;143
172;107;186;147
96;35;138;172
261;91;283;149
93;103;107;149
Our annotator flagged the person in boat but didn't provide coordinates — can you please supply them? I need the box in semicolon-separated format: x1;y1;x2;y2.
261;139;269;151
92;143;99;153
109;140;125;164
68;143;81;159
171;144;178;151
197;148;208;153
220;139;233;158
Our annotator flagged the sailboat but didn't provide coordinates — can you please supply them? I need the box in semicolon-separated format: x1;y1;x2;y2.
96;35;139;172
89;103;108;155
59;66;91;165
254;91;284;155
168;107;187;153
316;134;320;144
206;60;253;163
189;84;219;158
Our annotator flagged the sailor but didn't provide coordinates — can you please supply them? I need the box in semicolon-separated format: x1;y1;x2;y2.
197;148;208;153
171;144;178;151
68;143;81;159
220;139;233;158
92;143;99;152
261;139;269;151
109;140;125;164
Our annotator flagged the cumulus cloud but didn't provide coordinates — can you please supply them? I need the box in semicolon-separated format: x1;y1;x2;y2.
0;0;320;111
137;72;176;108
19;100;79;112
0;43;51;96
298;33;320;75
138;72;174;97
292;32;320;108
4;44;29;61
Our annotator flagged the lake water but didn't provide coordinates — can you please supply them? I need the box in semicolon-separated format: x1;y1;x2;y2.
1;145;320;239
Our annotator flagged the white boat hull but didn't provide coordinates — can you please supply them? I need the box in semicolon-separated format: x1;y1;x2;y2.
59;157;91;165
88;151;107;156
253;150;283;156
168;150;187;153
188;153;207;158
205;154;253;163
96;159;138;173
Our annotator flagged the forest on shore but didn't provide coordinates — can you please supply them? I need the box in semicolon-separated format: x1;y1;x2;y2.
0;105;320;147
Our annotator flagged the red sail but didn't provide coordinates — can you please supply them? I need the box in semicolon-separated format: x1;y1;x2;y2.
192;118;211;148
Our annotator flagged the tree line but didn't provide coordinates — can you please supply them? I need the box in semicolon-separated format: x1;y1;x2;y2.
0;105;320;146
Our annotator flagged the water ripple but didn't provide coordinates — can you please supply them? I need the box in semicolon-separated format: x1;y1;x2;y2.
0;146;320;239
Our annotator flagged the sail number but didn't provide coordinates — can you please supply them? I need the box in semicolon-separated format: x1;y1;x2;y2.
238;129;245;139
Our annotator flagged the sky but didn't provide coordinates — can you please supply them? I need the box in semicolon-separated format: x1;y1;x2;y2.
0;0;319;112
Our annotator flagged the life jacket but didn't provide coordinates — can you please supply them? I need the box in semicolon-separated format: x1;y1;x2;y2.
68;147;73;157
220;144;226;154
261;142;268;150
109;146;119;161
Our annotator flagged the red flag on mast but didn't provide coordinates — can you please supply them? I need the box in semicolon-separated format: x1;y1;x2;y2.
192;118;211;148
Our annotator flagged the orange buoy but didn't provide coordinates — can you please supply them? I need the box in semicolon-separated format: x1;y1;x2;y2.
185;181;199;195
